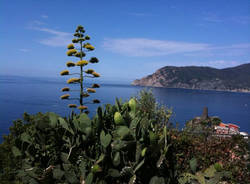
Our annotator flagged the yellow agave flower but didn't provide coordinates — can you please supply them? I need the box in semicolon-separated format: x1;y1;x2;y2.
61;87;70;92
87;88;96;93
76;60;88;66
92;84;100;88
67;78;80;84
67;44;74;49
72;38;78;43
92;72;100;78
85;35;90;40
77;38;85;42
93;99;100;104
66;49;77;56
84;44;95;51
68;104;77;108
77;25;84;30
85;69;94;74
60;70;69;76
75;52;86;58
60;94;70;99
82;93;90;97
89;57;99;63
74;33;81;37
78;105;88;110
66;61;75;67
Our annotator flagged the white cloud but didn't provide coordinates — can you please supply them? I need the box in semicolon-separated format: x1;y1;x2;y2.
41;15;48;19
203;12;250;25
19;49;30;52
31;27;71;47
128;12;156;17
197;60;240;68
102;38;250;57
103;38;210;57
32;20;46;25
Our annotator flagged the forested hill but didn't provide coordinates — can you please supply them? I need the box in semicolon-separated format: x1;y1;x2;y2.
132;63;250;92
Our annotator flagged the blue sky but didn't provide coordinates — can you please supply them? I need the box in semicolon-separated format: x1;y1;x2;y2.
1;0;250;83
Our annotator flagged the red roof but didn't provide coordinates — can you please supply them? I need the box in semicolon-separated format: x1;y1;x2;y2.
228;124;240;129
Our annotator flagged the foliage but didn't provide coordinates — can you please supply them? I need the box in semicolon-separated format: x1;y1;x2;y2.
1;91;176;184
178;163;232;184
0;91;249;184
173;131;250;183
60;25;100;113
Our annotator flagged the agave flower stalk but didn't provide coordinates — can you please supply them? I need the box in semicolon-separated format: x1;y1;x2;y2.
60;25;101;113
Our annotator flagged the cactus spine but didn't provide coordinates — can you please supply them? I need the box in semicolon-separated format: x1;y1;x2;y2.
60;25;100;113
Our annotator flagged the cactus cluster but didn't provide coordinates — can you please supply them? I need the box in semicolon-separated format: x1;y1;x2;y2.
11;97;176;183
60;25;100;113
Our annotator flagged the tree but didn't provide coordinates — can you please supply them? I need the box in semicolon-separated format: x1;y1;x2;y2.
60;25;101;113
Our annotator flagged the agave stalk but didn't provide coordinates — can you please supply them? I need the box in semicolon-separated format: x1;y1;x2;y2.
60;25;101;113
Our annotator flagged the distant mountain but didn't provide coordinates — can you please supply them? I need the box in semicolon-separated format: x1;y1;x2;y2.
132;63;250;92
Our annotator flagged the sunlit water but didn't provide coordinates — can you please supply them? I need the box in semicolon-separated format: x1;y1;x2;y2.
1;76;250;142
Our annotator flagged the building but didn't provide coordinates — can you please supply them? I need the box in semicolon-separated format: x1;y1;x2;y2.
214;123;239;135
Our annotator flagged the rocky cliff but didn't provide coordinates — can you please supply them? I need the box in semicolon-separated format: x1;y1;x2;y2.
132;63;250;92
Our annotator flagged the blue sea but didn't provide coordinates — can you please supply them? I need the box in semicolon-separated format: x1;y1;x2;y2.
1;75;250;143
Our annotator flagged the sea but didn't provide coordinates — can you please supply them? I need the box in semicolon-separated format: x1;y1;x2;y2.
1;75;250;143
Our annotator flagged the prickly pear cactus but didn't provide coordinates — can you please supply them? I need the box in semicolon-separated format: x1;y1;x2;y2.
11;92;173;184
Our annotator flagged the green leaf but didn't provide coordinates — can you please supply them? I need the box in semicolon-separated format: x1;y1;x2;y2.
190;157;197;173
203;165;216;178
157;153;165;168
29;178;39;184
53;168;64;180
115;97;122;111
149;176;165;184
100;130;112;148
85;172;94;184
134;159;145;173
59;117;74;134
79;113;91;127
12;146;22;157
96;154;105;164
108;169;120;177
129;175;136;184
61;152;69;163
91;164;102;173
20;132;31;144
79;161;87;178
63;163;71;171
48;112;58;128
141;147;147;157
114;126;130;140
65;170;78;183
113;152;120;166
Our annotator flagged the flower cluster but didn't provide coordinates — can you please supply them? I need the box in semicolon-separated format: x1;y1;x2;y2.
60;25;101;113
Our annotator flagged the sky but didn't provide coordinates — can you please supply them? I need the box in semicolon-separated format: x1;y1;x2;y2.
1;0;250;83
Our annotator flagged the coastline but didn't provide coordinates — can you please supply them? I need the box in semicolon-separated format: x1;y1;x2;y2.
131;84;250;94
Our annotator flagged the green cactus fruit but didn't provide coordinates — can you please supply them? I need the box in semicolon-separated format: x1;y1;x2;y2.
114;112;124;125
141;147;147;157
113;152;120;166
91;164;102;173
129;98;136;112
